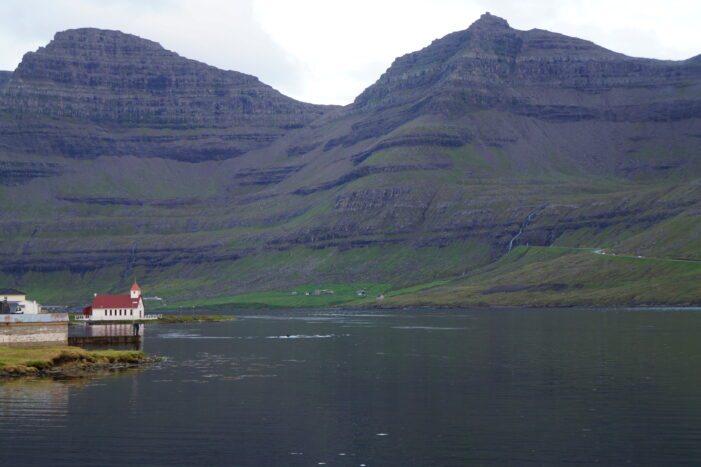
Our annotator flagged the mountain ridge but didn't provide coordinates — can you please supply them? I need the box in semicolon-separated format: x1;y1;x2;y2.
0;14;700;306
0;27;334;163
6;27;325;125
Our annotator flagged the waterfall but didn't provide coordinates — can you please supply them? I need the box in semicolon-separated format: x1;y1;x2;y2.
506;206;547;252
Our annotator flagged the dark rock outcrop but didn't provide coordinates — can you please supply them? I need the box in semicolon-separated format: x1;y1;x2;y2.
293;160;453;195
233;165;306;185
0;160;64;185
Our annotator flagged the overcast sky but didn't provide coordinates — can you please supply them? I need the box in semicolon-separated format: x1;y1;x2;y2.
1;0;699;104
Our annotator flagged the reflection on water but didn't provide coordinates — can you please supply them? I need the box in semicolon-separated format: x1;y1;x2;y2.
0;379;70;429
87;324;143;337
3;308;701;466
69;323;144;350
69;323;144;337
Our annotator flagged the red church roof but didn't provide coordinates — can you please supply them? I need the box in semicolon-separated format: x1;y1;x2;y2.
131;281;141;292
92;294;134;309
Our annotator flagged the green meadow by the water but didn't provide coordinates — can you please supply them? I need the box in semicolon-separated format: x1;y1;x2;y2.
381;246;701;307
5;241;700;310
154;246;701;309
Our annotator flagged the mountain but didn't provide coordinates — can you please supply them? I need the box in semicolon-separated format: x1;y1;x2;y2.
0;28;331;162
1;15;700;306
337;12;701;177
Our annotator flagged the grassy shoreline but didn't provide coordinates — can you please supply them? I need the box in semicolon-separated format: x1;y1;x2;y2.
0;346;157;378
150;246;701;309
39;246;701;312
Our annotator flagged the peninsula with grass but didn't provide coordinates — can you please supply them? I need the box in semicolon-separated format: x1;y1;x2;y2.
0;346;157;378
0;281;232;378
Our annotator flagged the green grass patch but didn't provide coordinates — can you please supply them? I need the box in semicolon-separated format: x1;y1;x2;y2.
386;280;453;297
90;350;148;364
0;346;150;374
162;283;391;309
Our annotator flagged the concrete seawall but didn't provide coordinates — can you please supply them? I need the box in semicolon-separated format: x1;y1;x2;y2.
0;314;69;347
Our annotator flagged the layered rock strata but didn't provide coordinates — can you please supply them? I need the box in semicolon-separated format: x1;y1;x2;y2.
0;28;332;161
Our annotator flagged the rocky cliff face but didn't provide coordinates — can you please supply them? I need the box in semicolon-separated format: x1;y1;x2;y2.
4;28;323;125
1;16;700;302
336;13;701;161
355;13;701;113
0;28;332;161
0;71;11;90
265;13;701;276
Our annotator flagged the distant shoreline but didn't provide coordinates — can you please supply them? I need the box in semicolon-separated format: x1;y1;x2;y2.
67;314;236;324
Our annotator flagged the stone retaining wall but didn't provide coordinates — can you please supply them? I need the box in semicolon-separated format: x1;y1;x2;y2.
0;314;69;347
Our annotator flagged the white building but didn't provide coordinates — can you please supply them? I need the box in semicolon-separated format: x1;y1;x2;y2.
0;288;42;314
82;281;150;321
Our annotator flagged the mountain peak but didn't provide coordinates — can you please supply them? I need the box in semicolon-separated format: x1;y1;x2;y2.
469;12;511;30
44;27;171;58
3;26;327;145
53;27;154;42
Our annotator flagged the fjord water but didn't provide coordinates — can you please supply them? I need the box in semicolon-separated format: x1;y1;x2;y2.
3;308;701;465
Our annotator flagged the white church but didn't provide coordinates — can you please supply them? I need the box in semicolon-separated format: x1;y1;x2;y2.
81;281;157;321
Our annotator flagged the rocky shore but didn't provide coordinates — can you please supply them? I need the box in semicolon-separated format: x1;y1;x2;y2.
0;346;158;378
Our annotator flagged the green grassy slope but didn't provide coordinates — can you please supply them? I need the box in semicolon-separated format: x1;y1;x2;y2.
379;246;701;307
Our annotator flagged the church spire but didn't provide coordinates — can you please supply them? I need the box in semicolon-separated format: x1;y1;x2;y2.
130;280;141;299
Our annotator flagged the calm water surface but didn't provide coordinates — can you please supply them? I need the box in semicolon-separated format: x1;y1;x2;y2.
3;308;701;465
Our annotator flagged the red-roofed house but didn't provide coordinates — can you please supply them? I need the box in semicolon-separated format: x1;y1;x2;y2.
82;281;147;321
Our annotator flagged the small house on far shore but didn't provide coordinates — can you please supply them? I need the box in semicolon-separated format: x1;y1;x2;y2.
79;281;159;321
0;288;43;314
1;288;67;347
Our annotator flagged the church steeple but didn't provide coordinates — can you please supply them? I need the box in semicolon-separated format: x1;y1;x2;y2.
130;280;141;299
